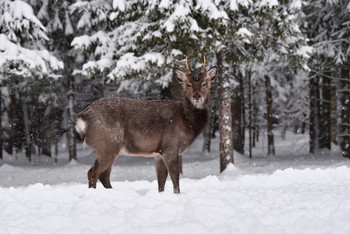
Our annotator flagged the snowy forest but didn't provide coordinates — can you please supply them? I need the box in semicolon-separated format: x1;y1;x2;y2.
0;0;349;166
2;0;350;233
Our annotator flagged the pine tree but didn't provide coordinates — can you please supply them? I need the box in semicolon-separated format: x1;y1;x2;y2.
0;0;63;160
303;0;350;156
30;0;80;160
246;0;310;156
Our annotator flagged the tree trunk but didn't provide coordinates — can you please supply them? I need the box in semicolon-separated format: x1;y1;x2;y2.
203;83;218;153
41;110;52;158
309;75;320;153
248;73;252;158
330;75;337;144
339;68;350;158
319;73;331;149
22;98;32;161
217;48;234;172
67;75;77;161
5;89;16;155
252;85;259;148
232;75;244;155
264;75;275;155
240;74;246;150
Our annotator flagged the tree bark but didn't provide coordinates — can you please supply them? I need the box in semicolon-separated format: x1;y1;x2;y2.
217;48;234;172
248;73;252;158
203;83;218;153
67;75;77;161
252;85;259;148
319;73;331;149
22;98;32;161
41;109;52;158
309;75;320;153
330;75;337;144
264;75;275;155
232;75;244;155
5;89;16;155
339;68;350;158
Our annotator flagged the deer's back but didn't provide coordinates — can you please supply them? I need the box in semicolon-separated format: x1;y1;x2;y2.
77;97;193;155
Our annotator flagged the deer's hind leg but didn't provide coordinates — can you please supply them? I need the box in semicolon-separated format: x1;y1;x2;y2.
88;146;119;188
98;157;117;188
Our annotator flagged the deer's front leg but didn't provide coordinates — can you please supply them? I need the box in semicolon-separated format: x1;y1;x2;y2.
163;153;180;194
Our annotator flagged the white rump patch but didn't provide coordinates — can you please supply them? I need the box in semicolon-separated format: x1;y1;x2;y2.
75;118;87;136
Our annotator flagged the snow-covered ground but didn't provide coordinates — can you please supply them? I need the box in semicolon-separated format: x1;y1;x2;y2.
1;131;350;233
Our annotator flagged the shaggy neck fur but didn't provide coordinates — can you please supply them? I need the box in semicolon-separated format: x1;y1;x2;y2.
183;96;209;138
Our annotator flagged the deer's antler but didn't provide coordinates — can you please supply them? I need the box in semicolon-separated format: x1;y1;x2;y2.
201;56;206;73
186;56;191;74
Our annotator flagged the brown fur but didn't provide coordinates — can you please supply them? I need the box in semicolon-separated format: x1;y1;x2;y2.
76;64;217;193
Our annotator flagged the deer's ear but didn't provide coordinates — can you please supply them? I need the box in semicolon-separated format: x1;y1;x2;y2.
174;68;187;83
206;66;218;82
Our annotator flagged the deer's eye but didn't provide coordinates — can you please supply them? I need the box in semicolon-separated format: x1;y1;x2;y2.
202;83;206;87
187;83;192;88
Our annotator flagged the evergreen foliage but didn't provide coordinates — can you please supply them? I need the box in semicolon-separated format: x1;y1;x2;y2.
1;0;350;169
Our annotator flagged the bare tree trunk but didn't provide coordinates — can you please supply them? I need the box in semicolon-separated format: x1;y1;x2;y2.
339;68;350;158
41;120;52;157
240;74;246;149
309;75;320;153
53;107;61;162
248;73;252;158
22;98;32;161
319;73;331;149
252;85;258;148
330;75;337;144
264;75;275;155
5;89;16;155
217;48;234;172
67;75;77;161
232;75;244;154
203;82;218;153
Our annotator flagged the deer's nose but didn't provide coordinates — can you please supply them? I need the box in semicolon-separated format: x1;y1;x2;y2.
194;93;201;100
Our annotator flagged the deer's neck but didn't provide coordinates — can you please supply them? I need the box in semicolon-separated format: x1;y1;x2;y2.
183;97;209;137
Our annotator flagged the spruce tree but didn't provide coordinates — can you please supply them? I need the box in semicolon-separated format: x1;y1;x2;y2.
0;0;63;160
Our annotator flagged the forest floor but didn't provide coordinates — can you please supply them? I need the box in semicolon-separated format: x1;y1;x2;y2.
1;131;350;233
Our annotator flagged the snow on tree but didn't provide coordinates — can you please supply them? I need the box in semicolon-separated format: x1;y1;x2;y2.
241;0;311;156
31;0;80;161
0;0;63;160
0;0;63;77
303;0;350;156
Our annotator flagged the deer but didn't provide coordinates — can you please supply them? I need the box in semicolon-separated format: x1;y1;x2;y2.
75;57;217;194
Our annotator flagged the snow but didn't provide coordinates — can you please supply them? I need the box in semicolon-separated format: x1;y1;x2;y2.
11;0;46;31
113;0;126;11
109;52;165;80
258;0;278;8
236;27;253;43
196;0;229;20
163;0;191;32
159;0;171;9
0;34;63;75
289;0;303;10
230;0;239;11
1;132;350;233
295;45;313;59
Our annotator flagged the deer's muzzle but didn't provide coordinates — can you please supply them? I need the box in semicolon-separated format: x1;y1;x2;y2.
194;93;201;101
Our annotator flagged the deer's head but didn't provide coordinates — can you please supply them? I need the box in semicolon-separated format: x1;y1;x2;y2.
174;56;218;109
